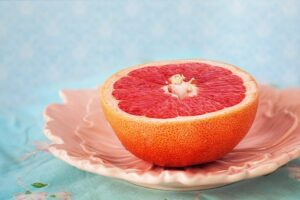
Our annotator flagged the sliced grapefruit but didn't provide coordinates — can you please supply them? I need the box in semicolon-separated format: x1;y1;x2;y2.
100;59;258;167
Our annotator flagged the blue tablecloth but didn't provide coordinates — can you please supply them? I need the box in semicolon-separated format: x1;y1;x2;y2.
1;1;300;199
1;79;300;200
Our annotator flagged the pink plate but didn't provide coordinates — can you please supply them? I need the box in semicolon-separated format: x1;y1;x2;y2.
44;85;300;191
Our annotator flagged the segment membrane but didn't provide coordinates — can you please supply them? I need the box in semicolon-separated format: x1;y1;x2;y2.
113;63;246;118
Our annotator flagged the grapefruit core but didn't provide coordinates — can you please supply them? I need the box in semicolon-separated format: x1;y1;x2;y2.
100;59;258;167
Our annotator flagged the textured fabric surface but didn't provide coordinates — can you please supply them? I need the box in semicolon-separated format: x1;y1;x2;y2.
1;1;300;199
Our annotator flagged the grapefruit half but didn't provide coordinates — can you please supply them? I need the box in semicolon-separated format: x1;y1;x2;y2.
100;59;258;167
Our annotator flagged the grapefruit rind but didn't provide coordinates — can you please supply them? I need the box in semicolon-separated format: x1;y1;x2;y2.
99;59;258;166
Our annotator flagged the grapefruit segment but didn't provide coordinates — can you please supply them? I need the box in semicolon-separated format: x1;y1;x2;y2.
111;62;247;118
100;59;258;167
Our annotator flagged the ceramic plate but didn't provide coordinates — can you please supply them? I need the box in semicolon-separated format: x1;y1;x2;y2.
44;85;300;191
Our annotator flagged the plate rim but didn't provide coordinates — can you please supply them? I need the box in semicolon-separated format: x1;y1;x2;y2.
43;86;300;190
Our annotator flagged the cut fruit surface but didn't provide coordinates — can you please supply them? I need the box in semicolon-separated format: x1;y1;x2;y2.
100;59;258;167
112;63;246;118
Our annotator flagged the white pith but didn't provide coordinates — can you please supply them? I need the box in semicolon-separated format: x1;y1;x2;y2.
100;59;258;123
162;74;198;99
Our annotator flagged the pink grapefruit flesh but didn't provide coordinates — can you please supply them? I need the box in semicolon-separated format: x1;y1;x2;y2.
100;60;258;167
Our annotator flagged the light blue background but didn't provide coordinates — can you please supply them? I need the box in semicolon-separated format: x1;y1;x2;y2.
1;0;300;109
1;1;300;199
